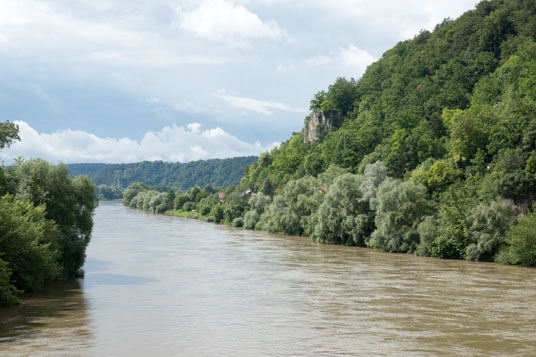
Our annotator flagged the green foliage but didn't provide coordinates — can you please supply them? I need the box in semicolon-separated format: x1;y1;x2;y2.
416;216;440;256
232;217;244;227
0;126;97;305
0;258;20;306
96;184;123;200
174;193;191;210
242;0;536;197
359;161;388;209
312;173;373;245
182;201;195;212
410;158;463;194
123;182;148;206
248;193;271;216
0;121;20;149
369;179;433;253
7;160;96;278
84;157;257;190
119;2;536;265
243;210;260;229
0;195;60;293
432;182;478;259
504;210;536;266
156;190;175;213
465;200;518;261
210;205;224;224
256;176;323;236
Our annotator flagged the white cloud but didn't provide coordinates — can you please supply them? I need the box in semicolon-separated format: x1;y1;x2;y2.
275;63;296;74
0;121;275;164
305;44;376;78
0;0;226;68
309;0;479;41
339;44;376;73
178;0;286;45
216;89;305;115
186;122;201;133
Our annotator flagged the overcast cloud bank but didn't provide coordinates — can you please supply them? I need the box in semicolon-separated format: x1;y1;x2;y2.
0;121;276;164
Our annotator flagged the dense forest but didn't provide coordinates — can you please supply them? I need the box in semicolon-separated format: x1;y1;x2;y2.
125;0;536;266
0;122;96;306
67;163;109;178
68;157;257;191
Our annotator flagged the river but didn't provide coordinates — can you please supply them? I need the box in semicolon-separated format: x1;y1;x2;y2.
1;200;536;356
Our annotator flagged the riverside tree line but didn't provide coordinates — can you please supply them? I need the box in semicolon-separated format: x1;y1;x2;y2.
124;0;536;268
123;160;536;267
0;121;96;306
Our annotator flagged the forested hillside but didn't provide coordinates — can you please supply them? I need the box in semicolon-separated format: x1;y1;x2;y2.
126;0;536;267
242;0;536;196
67;163;109;178
68;156;257;190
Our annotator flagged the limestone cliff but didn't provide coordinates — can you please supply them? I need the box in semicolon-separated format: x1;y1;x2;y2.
303;110;343;143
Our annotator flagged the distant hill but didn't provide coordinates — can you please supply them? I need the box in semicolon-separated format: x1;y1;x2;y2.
67;156;258;190
67;163;109;177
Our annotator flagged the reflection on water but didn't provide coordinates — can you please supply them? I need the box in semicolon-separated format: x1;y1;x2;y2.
0;280;92;356
1;200;536;356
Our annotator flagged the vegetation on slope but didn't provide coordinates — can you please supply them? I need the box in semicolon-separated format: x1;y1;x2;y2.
125;0;536;266
68;157;258;191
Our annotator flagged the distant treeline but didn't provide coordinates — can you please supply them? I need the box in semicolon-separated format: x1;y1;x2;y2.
67;157;258;191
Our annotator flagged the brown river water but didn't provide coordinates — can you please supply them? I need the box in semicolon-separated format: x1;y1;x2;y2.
1;200;536;356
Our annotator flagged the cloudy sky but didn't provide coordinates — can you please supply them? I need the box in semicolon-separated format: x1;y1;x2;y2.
0;0;480;164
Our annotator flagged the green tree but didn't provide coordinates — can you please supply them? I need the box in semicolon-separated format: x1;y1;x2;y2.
0;196;60;293
505;210;536;266
464;200;518;261
8;160;96;278
174;193;191;210
0;258;20;306
369;179;434;253
0;121;20;149
312;173;373;245
123;182;148;206
210;205;224;224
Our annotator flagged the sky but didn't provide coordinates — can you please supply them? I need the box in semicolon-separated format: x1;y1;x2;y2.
0;0;481;164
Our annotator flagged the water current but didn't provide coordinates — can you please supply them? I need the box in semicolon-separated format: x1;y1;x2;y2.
1;200;536;356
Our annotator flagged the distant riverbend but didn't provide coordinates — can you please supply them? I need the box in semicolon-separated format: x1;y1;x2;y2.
1;200;536;356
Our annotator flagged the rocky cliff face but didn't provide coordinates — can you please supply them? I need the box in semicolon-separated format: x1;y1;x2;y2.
303;110;344;143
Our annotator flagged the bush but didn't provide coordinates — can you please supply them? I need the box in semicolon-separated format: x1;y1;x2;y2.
210;205;224;224
0;258;21;306
182;201;195;212
464;200;517;261
369;179;434;253
505;210;536;266
243;210;260;229
312;173;373;245
122;182;147;206
416;216;440;256
0;195;60;293
199;205;212;216
232;217;244;227
224;203;244;224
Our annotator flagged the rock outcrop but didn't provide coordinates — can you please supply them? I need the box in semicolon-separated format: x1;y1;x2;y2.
303;110;343;143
